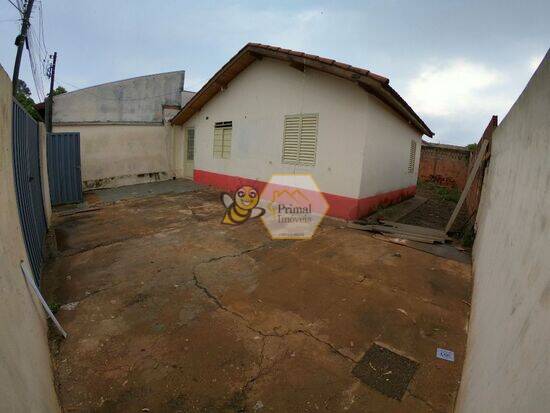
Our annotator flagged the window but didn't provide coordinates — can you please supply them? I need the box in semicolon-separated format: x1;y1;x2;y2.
408;139;417;173
282;114;318;165
213;121;232;159
186;128;195;161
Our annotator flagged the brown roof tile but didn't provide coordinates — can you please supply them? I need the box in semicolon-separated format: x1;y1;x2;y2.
171;43;432;136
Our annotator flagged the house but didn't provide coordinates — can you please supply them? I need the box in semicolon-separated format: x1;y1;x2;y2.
170;43;433;220
51;71;195;189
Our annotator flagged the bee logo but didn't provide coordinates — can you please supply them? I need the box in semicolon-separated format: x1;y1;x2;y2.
221;185;265;225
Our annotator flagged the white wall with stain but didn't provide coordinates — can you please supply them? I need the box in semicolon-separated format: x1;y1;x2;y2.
52;72;193;190
456;51;550;412
181;57;422;199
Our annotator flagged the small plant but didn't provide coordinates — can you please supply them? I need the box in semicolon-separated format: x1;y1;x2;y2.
435;186;461;203
48;301;61;314
462;225;475;247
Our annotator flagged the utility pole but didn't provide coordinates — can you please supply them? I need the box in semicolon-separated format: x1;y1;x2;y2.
46;52;57;132
12;0;35;95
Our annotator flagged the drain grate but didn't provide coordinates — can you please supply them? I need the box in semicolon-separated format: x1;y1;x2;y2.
352;343;419;400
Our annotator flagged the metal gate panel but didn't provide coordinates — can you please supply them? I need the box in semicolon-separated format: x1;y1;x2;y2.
47;132;83;205
12;99;47;284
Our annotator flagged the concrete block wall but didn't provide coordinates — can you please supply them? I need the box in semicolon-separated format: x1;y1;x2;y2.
0;65;60;412
456;51;550;412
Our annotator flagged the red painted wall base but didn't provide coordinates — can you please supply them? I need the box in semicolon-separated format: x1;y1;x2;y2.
194;169;416;220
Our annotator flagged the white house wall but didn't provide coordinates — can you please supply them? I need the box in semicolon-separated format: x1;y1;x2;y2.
361;96;422;197
182;57;423;218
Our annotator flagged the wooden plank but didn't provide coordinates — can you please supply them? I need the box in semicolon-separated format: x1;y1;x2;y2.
380;232;443;244
347;222;449;243
377;220;447;237
372;234;471;263
445;139;489;233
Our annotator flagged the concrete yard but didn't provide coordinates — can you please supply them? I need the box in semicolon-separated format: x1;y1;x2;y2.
44;181;472;412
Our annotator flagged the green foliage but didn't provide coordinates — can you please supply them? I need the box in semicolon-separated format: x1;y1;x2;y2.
48;301;61;314
435;186;461;203
462;225;475;247
52;86;67;96
15;79;41;121
466;143;478;151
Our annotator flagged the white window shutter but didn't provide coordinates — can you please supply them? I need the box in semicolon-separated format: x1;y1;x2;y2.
408;140;417;173
298;114;318;165
282;115;300;164
282;114;318;165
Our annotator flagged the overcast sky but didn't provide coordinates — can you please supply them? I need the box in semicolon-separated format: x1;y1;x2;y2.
1;0;548;144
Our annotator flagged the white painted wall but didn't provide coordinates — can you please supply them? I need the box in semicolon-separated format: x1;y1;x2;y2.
52;72;192;190
53;71;185;123
182;58;422;199
0;65;60;412
360;98;421;198
456;51;550;412
54;120;176;190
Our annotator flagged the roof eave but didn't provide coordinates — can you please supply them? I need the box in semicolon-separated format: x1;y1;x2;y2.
171;43;433;137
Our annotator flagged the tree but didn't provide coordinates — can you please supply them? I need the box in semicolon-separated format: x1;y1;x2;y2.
15;79;40;120
52;86;67;96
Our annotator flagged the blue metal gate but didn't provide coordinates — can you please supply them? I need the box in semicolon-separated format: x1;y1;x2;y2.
47;132;83;205
12;99;47;284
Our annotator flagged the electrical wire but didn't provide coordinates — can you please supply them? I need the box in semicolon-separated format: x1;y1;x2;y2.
6;0;23;14
27;26;46;100
38;1;47;56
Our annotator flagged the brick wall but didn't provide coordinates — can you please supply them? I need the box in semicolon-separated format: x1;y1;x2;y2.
419;143;471;189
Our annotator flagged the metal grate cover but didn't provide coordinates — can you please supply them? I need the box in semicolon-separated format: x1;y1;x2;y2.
352;343;419;400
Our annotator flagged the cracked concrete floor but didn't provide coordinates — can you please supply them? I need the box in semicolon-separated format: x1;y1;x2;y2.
44;185;472;413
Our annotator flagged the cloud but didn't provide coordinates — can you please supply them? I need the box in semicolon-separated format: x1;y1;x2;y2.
529;54;544;71
405;59;511;119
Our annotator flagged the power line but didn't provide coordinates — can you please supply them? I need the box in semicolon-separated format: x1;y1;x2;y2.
26;29;45;100
12;0;35;95
6;0;24;14
38;1;47;55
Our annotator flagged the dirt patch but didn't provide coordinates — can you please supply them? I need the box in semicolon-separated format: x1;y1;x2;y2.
399;184;470;232
44;184;472;412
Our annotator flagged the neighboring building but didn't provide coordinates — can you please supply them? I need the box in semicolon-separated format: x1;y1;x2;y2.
170;43;433;220
419;141;472;189
51;71;194;189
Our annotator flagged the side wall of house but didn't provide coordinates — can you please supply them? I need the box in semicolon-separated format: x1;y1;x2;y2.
0;65;60;412
54;120;176;190
456;52;550;412
359;96;422;216
182;58;421;219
